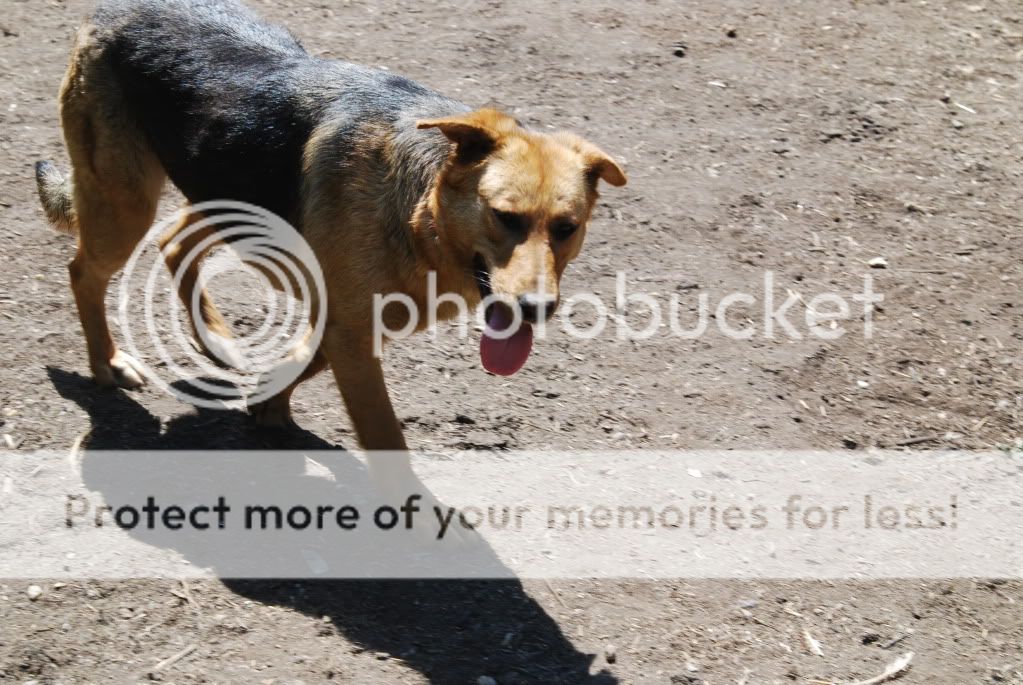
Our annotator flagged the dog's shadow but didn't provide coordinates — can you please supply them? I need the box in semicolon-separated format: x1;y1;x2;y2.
49;367;615;684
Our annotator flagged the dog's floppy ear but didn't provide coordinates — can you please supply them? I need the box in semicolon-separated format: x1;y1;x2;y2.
585;150;628;188
417;108;518;165
555;132;628;188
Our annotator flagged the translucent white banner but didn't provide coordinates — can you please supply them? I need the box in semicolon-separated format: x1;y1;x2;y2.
0;450;1020;579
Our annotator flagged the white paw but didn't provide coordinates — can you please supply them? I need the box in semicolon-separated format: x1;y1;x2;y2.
95;350;147;389
194;329;246;369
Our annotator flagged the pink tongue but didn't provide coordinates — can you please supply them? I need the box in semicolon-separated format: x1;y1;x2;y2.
480;304;534;376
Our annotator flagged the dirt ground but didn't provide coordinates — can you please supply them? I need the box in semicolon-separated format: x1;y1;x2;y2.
1;0;1021;683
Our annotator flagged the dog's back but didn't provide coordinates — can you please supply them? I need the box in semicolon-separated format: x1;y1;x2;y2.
73;0;462;224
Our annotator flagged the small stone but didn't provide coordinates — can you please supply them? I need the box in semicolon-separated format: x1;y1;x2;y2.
867;257;888;269
738;599;759;609
604;643;617;664
857;380;870;389
725;27;738;38
26;585;43;601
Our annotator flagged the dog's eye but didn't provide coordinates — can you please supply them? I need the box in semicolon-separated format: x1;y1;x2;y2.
551;220;579;241
493;209;528;233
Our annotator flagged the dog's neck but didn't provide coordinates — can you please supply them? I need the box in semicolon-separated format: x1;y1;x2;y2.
406;178;476;305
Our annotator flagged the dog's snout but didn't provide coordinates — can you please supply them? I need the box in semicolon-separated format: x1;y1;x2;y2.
518;292;558;323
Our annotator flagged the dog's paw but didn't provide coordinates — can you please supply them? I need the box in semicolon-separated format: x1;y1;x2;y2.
94;351;147;389
191;330;246;370
248;395;294;428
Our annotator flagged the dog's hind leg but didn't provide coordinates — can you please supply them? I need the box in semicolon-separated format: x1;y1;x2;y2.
158;207;244;368
54;28;166;388
66;177;163;388
248;337;328;427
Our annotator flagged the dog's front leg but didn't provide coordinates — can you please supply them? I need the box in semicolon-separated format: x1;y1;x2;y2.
321;325;474;545
322;324;407;452
321;324;427;499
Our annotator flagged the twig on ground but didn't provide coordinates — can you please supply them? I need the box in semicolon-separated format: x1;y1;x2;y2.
68;430;90;476
890;433;944;447
544;579;568;609
804;629;825;656
844;652;914;685
880;633;909;650
149;643;197;674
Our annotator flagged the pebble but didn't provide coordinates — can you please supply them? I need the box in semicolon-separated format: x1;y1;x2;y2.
604;643;617;664
867;256;888;269
738;598;759;609
26;584;43;601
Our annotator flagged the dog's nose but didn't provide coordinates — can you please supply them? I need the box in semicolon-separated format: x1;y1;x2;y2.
518;293;558;323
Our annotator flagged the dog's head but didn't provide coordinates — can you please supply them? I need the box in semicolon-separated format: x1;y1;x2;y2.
418;108;626;375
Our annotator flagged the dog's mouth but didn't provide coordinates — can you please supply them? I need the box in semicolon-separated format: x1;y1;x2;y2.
473;253;492;301
473;254;534;377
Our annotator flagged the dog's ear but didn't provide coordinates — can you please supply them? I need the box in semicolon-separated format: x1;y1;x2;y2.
554;132;628;188
585;150;628;188
417;108;518;165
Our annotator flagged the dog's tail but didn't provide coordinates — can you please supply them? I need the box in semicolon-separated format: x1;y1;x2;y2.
34;160;77;235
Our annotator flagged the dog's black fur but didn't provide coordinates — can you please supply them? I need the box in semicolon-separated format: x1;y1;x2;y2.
90;0;467;225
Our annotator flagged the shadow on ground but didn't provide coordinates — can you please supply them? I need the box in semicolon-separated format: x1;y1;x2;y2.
49;367;614;684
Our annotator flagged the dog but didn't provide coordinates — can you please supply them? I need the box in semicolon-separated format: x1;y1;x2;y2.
36;0;625;475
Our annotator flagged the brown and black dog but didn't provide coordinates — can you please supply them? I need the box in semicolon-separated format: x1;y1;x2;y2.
36;0;625;490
